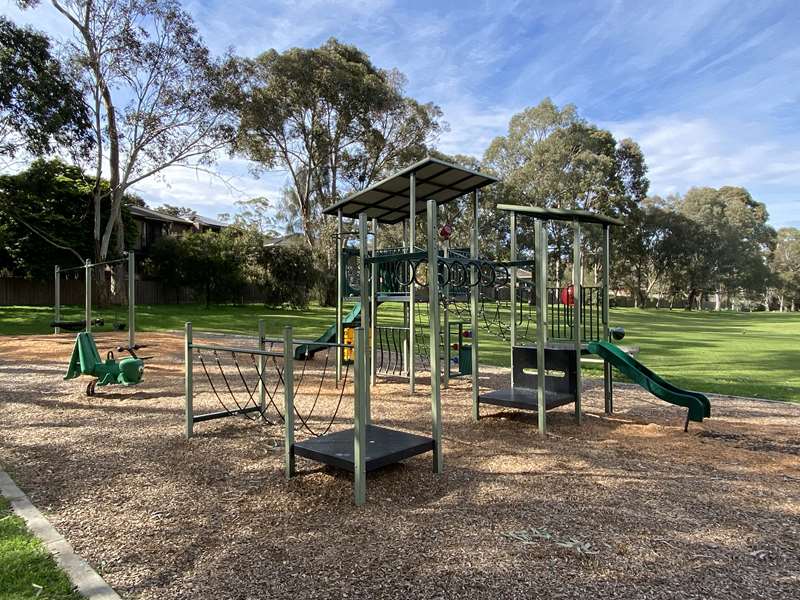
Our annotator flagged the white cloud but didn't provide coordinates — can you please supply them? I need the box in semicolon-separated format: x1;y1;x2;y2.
604;115;800;223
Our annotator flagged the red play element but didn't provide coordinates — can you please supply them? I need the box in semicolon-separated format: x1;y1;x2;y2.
560;285;575;306
463;330;472;338
439;223;454;240
451;343;460;350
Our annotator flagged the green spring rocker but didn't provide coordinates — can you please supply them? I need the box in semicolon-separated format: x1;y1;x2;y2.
64;332;145;396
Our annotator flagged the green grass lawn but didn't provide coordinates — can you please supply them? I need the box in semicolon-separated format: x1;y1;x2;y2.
0;496;82;600
1;303;799;402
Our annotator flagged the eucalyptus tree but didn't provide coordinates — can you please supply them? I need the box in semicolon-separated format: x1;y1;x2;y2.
0;16;91;163
772;227;800;311
19;0;237;297
233;38;443;248
484;98;648;281
678;186;774;309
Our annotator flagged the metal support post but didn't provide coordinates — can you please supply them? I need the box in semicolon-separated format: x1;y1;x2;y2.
402;220;410;378
535;219;548;435
408;173;417;394
353;326;367;505
470;190;480;420
442;240;449;389
370;218;378;386
427;199;444;474
84;258;92;333
54;265;60;334
573;221;582;423
336;210;343;382
358;214;371;422
284;326;295;479
510;211;517;386
128;251;135;347
185;322;193;439
602;224;613;414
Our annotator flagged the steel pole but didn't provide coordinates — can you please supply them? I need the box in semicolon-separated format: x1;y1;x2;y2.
358;214;371;422
602;225;613;414
409;172;417;394
470;189;480;420
184;322;193;438
427;199;443;474
284;326;295;479
336;209;343;382
84;258;91;333
535;219;548;435
353;326;367;505
573;221;582;423
370;217;378;386
510;211;517;386
54;265;60;334
128;251;135;347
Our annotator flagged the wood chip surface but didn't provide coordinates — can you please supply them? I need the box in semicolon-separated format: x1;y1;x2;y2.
1;332;798;599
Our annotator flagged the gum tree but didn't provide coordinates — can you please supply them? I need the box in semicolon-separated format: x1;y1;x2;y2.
0;16;91;162
19;0;237;296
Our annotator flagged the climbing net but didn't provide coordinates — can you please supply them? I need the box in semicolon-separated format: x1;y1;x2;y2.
188;337;352;438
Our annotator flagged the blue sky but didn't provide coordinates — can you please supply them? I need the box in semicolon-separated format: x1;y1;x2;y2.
6;0;800;227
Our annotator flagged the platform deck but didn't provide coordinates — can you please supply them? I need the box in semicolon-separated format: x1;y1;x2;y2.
293;425;434;473
479;387;575;412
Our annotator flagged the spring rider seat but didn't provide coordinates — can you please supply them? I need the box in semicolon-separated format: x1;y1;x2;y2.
64;332;145;396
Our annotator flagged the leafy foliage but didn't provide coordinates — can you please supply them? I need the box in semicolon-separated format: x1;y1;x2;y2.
0;16;91;160
0;159;132;279
143;228;318;308
233;38;442;247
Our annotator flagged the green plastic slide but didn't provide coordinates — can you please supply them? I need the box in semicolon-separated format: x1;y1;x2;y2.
294;302;362;360
587;341;711;424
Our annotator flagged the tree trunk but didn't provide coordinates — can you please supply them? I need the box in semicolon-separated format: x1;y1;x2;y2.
714;291;721;311
779;294;785;312
686;288;697;311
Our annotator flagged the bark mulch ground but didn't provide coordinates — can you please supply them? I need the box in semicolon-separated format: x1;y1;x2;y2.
1;331;798;599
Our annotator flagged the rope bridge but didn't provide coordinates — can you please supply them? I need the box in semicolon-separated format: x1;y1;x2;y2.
184;326;353;439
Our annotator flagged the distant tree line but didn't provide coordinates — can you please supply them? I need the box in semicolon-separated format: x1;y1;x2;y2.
2;2;798;311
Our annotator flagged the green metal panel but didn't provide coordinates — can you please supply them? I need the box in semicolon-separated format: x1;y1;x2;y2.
470;189;480;421
284;326;295;479
496;204;625;226
185;322;193;439
353;327;367;505
427;199;443;474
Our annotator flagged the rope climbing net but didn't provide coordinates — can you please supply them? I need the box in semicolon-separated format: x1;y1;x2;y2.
186;333;353;439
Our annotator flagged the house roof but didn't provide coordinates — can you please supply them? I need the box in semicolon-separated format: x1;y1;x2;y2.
128;205;194;225
194;215;227;228
322;156;498;225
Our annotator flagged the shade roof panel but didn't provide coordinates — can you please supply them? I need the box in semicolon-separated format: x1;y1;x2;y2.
323;156;498;224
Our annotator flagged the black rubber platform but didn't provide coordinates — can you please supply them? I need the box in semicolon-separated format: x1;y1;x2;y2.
293;425;434;473
479;387;575;412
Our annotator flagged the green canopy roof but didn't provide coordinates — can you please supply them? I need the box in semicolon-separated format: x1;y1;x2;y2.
497;204;624;226
324;157;498;225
